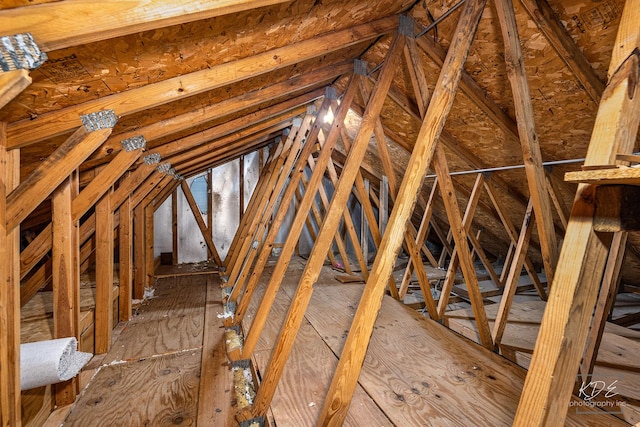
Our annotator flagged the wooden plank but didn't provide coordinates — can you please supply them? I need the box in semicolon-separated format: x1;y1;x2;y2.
0;124;21;427
144;204;154;291
0;0;289;51
581;232;627;378
0;69;31;110
154;94;314;165
133;205;146;300
319;3;487;422
51;176;81;405
594;185;640;231
6;127;112;232
88;68;339;173
297;278;627;426
545;168;569;230
19;224;52;280
243;264;392;426
565;167;640;186
197;276;235;426
172;190;179;265
434;148;493;349
518;0;605;104
6;16;397;148
227;99;331;320
180;180;222;266
436;173;484;316
400;180;438;299
72;147;142;221
495;0;558;285
110;163;155;211
102;276;206;363
237;87;356;359
225;143;283;276
119;196;133;322
492;199;534;346
95;192;114;354
515;1;640;423
226;116;308;290
63;350;201;425
483;179;546;297
248;31;405;421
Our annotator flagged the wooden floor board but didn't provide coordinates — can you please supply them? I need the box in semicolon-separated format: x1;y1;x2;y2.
248;265;392;426
64;350;202;426
102;276;206;363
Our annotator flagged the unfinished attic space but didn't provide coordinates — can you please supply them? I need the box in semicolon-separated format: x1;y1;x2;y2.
2;0;640;425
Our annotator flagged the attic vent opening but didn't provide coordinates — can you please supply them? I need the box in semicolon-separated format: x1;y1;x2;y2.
190;175;208;215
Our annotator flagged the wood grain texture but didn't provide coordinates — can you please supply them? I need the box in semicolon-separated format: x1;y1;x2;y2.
0;69;31;110
6;16;397;148
64;350;202;426
515;5;640;423
102;276;206;363
197;275;236;427
298;277;628;426
0;0;290;51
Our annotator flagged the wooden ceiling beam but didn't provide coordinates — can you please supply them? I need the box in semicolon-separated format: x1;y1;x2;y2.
495;0;558;284
148;95;315;164
111;164;157;211
81;62;350;170
6;16;397;148
0;0;290;52
72;147;143;221
416;33;520;144
515;0;640;422
0;69;31;110
319;2;488;422
176;132;281;177
519;0;605;103
6;123;113;232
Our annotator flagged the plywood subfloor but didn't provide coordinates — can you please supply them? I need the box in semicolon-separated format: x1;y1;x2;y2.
55;268;236;426
446;300;640;425
243;258;631;426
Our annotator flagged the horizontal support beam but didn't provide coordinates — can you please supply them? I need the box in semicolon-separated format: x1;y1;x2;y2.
0;0;290;52
6;16;397;148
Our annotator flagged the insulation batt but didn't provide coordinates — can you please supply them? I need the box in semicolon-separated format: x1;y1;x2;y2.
20;337;92;390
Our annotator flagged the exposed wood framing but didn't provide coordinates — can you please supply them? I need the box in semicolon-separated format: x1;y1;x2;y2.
144;204;154;291
0;124;20;426
225;113;313;296
483;179;546;297
434;161;492;348
119;196;133;322
95;191;114;354
318;3;487;422
6;17;397;148
224;143;282;273
492;199;534;346
0;70;31;110
235;89;356;359
245;31;405;421
52;175;80;403
133;205;145;300
180;180;223;266
518;0;605;103
494;0;558;285
72;147;143;221
515;0;640;423
6;126;112;232
0;0;290;52
580;231;627;379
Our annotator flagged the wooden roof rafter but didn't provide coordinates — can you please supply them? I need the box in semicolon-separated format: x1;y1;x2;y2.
0;0;291;52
